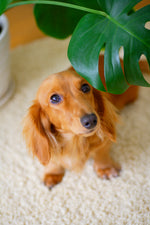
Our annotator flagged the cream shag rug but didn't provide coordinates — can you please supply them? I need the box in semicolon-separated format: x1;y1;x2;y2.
0;37;150;225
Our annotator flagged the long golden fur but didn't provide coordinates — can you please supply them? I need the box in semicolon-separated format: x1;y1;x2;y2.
23;66;139;188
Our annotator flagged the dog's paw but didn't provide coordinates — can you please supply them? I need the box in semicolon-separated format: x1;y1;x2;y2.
94;161;121;179
95;167;121;179
43;173;64;189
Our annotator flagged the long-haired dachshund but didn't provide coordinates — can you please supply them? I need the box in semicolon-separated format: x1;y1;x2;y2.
23;66;139;188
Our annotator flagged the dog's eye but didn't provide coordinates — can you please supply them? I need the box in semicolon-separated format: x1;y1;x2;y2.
50;94;62;104
81;83;91;93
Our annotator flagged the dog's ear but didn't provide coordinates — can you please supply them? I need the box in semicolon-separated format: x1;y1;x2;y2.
23;101;55;165
93;88;118;142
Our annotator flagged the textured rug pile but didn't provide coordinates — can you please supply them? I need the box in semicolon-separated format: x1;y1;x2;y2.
0;37;150;225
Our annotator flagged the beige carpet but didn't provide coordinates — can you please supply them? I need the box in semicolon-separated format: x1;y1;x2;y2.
0;37;150;225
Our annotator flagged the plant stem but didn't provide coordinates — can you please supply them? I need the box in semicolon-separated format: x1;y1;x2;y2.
7;1;107;17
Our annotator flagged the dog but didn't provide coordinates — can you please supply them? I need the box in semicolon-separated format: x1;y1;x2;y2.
23;66;139;188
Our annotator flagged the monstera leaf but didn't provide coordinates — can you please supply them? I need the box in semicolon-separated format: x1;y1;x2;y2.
0;0;13;15
1;0;150;94
34;0;101;39
68;0;150;93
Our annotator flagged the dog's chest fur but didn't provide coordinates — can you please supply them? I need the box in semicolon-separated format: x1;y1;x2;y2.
57;132;102;171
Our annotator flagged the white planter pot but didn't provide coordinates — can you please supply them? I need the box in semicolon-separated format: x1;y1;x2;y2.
0;14;15;106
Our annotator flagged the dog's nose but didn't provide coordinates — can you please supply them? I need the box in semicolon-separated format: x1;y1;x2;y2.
80;113;97;130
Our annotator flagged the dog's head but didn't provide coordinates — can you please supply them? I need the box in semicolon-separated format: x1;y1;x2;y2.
23;68;117;165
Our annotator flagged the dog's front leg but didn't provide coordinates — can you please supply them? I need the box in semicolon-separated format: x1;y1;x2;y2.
93;140;121;179
43;161;65;189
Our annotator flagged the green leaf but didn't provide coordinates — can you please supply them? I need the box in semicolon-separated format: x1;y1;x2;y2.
68;0;150;94
34;0;101;39
0;0;13;15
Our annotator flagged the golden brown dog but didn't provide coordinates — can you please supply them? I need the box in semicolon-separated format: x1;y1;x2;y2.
23;66;139;188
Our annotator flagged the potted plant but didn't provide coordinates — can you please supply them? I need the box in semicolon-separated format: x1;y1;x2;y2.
0;0;150;95
0;13;15;106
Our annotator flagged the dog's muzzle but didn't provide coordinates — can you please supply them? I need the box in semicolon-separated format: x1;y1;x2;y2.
80;113;97;130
